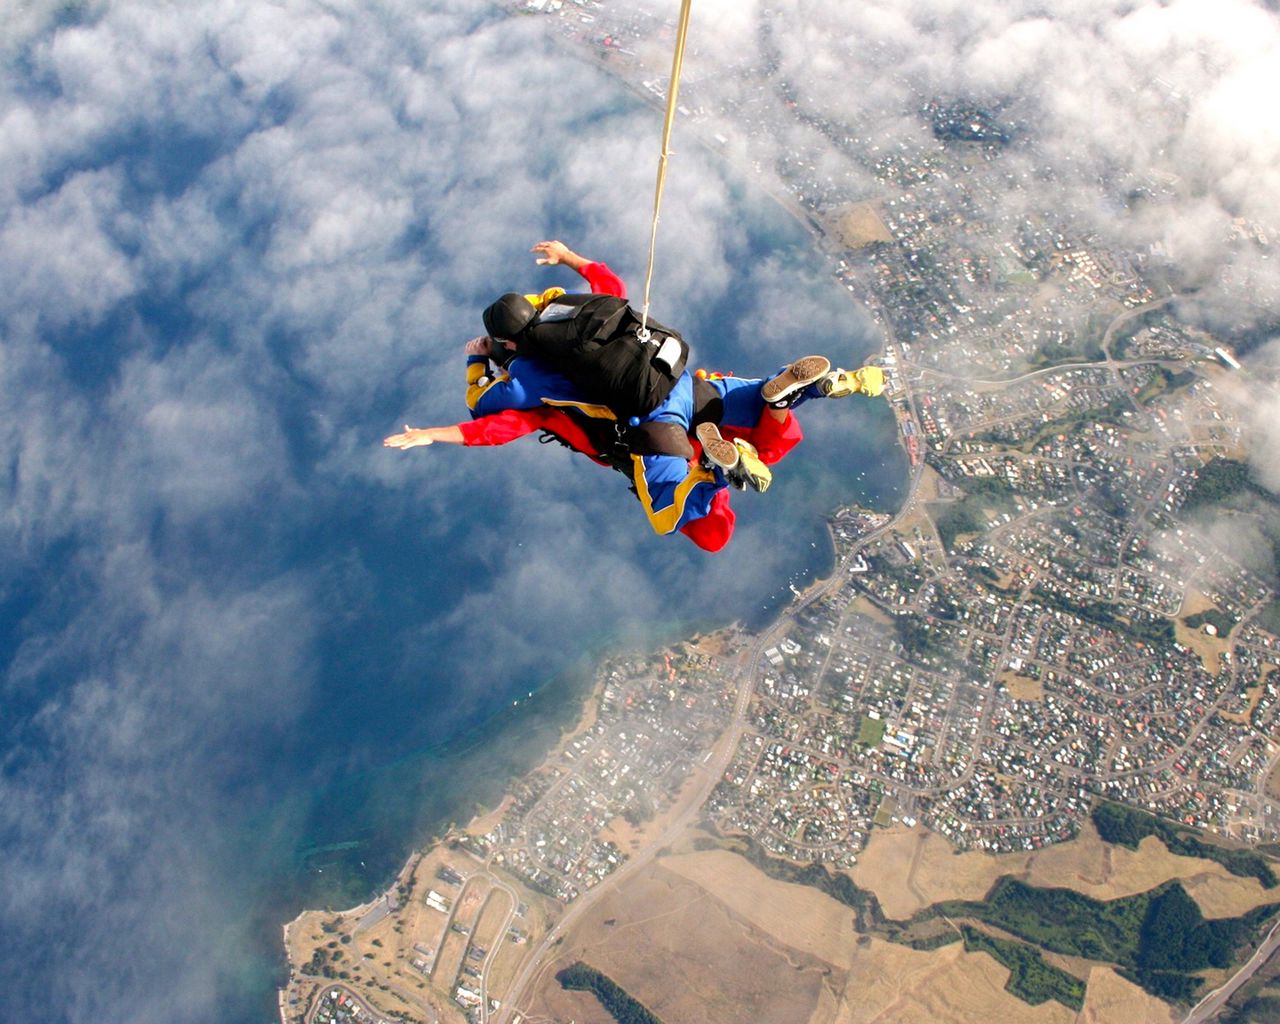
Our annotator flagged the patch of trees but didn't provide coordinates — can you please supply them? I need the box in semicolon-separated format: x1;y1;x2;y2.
1030;587;1174;647
893;613;953;665
1220;993;1280;1023
1135;367;1196;405
555;962;665;1024
1092;802;1277;887
933;501;986;552
1223;318;1280;359
974;398;1131;450
1182;608;1237;635
936;877;1280;1002
928;478;1020;551
960;926;1085;1010
1184;459;1273;511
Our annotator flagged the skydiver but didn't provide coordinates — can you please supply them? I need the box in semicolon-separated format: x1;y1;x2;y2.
384;240;884;551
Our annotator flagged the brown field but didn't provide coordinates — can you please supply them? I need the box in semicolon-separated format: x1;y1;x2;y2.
536;847;1098;1024
661;849;860;967
1181;870;1279;919
851;821;1280;921
684;629;735;658
1079;966;1177;1024
915;465;944;503
851;827;1010;918
849;594;894;625
528;863;834;1024
833;202;894;248
432;877;492;989
471;888;514;961
833;937;1075;1024
600;767;718;856
1000;672;1045;700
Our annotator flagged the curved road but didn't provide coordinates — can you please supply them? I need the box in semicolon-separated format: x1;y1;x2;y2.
1183;916;1280;1024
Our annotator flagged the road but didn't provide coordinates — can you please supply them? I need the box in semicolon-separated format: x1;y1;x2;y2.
1183;915;1280;1024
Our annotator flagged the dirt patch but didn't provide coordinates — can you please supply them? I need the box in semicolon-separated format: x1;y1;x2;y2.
1079;966;1177;1024
1181;871;1280;919
463;797;513;839
1175;589;1231;675
528;863;833;1024
832;201;894;248
914;465;945;503
600;773;707;854
684;629;735;658
849;594;894;625
833;937;1075;1024
1000;672;1044;701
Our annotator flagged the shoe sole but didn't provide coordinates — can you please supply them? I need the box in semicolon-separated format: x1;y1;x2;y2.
761;355;831;405
696;422;739;471
819;372;857;398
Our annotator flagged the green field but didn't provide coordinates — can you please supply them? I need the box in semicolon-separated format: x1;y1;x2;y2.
857;715;887;747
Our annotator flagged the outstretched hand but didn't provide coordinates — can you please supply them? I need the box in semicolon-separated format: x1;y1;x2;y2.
384;425;435;450
532;239;586;270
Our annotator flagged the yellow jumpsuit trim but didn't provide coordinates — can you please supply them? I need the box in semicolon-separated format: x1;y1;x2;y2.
630;455;715;535
466;361;509;411
539;398;618;421
525;286;566;310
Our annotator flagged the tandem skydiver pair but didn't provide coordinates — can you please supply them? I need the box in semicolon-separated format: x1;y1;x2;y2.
383;240;885;552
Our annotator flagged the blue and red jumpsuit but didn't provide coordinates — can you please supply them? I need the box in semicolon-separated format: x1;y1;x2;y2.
456;262;802;552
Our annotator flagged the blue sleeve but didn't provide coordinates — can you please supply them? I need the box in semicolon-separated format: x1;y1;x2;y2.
467;357;585;417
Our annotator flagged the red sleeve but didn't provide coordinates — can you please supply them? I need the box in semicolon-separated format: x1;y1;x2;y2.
579;261;626;298
458;408;548;446
458;407;608;464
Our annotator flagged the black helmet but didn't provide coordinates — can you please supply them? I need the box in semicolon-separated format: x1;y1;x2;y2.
482;293;538;342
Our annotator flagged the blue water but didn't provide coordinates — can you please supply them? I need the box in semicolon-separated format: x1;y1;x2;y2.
0;10;906;1022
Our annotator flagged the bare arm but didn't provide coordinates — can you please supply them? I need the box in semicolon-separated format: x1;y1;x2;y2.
383;424;465;449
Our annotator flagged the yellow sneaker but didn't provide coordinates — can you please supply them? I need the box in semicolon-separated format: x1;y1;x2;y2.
820;366;885;398
729;439;772;493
